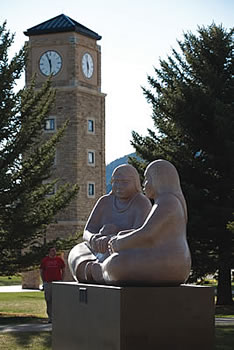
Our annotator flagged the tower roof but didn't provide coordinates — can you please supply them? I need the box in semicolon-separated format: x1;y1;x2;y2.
24;14;102;40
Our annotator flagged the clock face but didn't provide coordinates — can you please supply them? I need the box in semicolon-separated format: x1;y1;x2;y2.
82;53;94;79
39;50;62;76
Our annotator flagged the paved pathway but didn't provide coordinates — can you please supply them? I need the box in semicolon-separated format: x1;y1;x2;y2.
215;317;234;326
0;285;41;293
0;323;52;333
0;318;233;333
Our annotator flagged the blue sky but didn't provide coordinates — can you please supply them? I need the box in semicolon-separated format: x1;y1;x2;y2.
1;0;234;163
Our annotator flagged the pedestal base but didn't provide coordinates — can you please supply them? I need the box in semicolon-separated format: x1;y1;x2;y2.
52;282;214;350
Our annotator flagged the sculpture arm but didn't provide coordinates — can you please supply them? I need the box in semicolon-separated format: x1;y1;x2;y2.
83;195;109;245
117;229;134;236
83;229;99;246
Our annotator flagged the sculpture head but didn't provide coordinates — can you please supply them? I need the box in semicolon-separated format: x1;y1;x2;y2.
144;159;187;220
144;160;181;197
111;164;141;200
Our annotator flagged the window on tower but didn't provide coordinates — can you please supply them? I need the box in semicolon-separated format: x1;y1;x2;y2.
44;117;56;131
88;150;95;165
87;119;95;133
87;182;95;197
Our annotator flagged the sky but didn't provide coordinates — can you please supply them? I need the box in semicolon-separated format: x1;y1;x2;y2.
1;0;234;164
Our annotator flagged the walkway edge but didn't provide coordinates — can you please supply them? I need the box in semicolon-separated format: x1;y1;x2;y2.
0;323;52;333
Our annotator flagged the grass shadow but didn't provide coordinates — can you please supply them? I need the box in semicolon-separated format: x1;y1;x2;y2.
215;325;234;349
0;314;46;325
4;331;52;349
215;304;234;317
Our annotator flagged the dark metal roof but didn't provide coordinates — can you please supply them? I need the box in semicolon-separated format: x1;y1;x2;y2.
24;14;101;40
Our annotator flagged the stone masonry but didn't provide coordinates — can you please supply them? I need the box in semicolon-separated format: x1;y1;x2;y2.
22;19;106;287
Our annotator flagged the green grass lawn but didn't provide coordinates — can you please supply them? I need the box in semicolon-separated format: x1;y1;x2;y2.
0;275;22;286
0;292;47;323
0;291;49;349
215;304;234;318
216;326;234;350
0;332;51;350
0;330;231;350
0;330;233;350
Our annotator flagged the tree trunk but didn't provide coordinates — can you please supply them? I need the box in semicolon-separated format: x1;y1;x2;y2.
216;264;233;305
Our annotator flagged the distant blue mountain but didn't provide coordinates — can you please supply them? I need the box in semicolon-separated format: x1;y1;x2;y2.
106;152;140;193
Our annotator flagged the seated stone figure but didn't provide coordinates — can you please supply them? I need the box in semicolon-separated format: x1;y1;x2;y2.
90;159;192;285
68;164;152;282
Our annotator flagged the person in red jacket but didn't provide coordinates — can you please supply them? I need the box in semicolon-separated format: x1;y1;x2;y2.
40;247;65;323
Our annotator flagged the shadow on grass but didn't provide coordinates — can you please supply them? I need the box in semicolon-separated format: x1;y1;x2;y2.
0;314;46;325
4;331;52;349
216;326;234;350
2;327;234;350
215;304;234;317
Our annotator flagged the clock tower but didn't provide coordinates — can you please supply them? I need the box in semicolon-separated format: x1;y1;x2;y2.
24;14;106;240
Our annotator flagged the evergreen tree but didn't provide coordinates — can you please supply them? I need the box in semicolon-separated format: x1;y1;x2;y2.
0;22;78;275
130;24;234;304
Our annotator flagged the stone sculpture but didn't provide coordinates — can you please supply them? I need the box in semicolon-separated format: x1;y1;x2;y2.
69;160;191;285
68;164;152;282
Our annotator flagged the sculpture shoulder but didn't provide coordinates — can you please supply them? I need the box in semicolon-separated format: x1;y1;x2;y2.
85;194;113;230
92;193;113;212
95;193;112;204
155;193;175;208
155;193;186;219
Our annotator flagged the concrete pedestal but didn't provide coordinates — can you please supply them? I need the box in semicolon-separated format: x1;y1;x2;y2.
52;282;214;350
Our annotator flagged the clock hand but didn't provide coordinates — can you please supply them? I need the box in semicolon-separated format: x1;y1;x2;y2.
46;53;52;73
87;60;89;74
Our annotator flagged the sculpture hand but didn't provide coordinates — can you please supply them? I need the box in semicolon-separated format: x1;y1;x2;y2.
108;236;119;254
90;233;102;251
91;234;109;253
97;236;110;253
